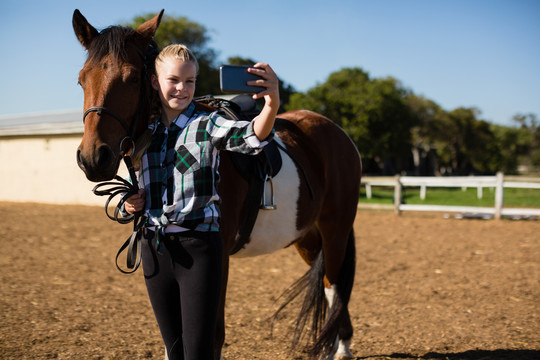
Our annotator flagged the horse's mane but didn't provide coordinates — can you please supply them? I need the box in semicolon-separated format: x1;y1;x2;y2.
86;26;135;66
85;25;160;87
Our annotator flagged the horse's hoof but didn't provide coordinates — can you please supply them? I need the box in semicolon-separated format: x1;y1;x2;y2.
334;355;354;360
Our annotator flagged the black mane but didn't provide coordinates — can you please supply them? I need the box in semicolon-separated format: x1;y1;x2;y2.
86;26;136;66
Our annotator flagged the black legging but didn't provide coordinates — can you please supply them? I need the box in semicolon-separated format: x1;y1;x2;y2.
141;231;223;360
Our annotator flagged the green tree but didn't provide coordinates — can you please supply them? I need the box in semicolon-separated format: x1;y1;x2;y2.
434;108;501;174
128;13;220;96
491;124;526;174
512;113;540;173
287;68;416;174
407;94;507;175
405;94;447;174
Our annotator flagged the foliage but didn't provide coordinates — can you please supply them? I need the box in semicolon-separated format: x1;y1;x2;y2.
437;107;501;174
286;68;416;174
127;13;220;96
512;113;540;172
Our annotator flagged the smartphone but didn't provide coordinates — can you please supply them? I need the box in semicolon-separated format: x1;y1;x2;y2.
219;65;264;94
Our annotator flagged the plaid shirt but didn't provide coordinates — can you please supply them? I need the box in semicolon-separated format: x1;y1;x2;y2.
137;102;271;232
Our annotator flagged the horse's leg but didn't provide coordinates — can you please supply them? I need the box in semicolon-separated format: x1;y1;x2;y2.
214;254;230;360
294;217;355;360
324;285;353;360
291;226;354;360
319;228;356;360
293;226;323;266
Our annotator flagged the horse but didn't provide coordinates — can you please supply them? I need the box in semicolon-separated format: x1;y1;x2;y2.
72;9;362;360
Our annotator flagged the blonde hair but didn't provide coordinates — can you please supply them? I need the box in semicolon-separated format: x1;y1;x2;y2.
155;44;199;74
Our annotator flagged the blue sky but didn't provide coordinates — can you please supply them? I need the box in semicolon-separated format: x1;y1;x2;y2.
1;0;539;126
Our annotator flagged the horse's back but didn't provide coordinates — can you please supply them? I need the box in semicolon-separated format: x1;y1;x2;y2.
277;110;361;173
277;110;362;213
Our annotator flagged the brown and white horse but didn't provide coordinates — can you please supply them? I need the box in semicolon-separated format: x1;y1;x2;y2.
73;9;361;360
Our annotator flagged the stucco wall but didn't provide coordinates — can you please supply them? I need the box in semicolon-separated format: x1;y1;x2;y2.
0;135;127;206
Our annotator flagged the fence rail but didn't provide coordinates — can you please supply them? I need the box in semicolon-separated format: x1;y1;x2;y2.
361;172;540;219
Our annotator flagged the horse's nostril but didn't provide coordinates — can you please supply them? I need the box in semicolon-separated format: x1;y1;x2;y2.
96;145;113;168
76;148;86;170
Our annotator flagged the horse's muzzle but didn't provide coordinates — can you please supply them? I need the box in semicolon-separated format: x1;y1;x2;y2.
76;144;119;182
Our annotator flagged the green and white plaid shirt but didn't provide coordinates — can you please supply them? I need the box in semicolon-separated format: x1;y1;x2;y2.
138;102;270;232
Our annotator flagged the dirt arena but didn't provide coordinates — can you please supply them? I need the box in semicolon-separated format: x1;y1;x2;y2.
0;202;538;360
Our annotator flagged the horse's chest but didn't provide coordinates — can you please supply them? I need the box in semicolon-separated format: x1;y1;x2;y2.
232;147;301;257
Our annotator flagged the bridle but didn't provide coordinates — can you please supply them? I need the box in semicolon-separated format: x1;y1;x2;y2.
82;41;156;157
87;40;157;274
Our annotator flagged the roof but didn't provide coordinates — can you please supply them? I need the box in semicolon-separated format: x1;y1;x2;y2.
0;110;83;137
0;95;240;138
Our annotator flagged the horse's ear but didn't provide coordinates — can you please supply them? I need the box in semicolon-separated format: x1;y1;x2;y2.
72;9;99;49
136;9;164;40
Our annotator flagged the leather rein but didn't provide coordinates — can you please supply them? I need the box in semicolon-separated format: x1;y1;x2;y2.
86;41;156;274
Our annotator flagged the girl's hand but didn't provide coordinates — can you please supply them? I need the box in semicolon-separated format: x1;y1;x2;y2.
248;63;280;141
125;189;145;214
248;63;280;106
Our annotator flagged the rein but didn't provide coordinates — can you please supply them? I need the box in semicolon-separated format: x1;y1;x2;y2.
92;154;146;274
85;41;156;274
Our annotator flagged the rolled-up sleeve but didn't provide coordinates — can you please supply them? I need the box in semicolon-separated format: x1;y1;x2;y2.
242;120;274;150
208;111;274;154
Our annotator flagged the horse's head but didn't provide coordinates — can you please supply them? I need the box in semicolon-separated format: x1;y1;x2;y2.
73;9;163;181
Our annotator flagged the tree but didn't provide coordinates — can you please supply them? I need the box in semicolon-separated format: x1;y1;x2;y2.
405;94;447;175
491;124;526;174
128;13;220;96
433;107;501;175
512;113;540;173
286;68;417;174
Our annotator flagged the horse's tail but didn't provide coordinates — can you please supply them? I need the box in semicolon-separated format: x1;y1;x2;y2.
272;229;356;359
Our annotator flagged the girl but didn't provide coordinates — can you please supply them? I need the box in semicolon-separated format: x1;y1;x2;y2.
124;44;279;360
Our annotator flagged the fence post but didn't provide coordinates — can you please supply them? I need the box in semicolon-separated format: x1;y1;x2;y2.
366;183;372;199
494;172;504;220
394;175;402;215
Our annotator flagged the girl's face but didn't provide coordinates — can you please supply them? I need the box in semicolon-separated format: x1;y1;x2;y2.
152;58;197;124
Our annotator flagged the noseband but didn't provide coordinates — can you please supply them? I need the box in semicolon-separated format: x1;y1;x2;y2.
83;106;132;140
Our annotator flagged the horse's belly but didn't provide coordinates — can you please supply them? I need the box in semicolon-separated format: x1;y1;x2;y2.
232;142;301;257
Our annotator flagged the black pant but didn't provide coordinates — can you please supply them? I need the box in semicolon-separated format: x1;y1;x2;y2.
142;231;223;360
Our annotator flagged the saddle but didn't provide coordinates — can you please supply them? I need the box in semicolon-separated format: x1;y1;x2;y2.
194;95;283;254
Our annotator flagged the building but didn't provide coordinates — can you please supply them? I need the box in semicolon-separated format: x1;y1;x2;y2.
0;110;127;205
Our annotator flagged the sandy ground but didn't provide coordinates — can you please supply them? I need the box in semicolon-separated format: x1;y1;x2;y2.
0;202;538;359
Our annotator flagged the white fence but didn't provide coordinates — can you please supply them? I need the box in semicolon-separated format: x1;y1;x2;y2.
361;172;540;219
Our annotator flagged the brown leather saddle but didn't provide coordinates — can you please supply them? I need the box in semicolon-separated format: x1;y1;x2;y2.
194;95;283;254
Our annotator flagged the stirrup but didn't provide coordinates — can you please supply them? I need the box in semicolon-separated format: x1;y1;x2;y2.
260;174;277;210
